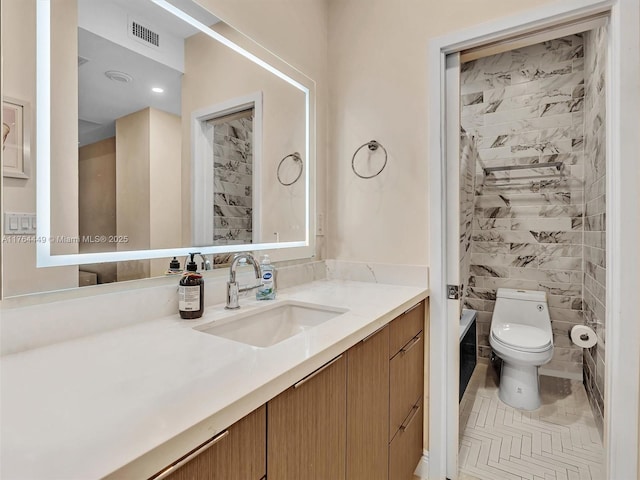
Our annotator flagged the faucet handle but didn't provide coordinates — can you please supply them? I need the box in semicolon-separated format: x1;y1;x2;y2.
226;281;240;309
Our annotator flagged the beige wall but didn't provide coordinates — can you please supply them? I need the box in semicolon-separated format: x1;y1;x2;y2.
326;0;561;265
78;138;117;284
115;108;182;281
1;0;78;297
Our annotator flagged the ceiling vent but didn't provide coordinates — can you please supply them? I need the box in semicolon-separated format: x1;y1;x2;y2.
129;18;160;48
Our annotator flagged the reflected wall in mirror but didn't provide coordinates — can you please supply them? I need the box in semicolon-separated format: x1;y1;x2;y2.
1;0;315;297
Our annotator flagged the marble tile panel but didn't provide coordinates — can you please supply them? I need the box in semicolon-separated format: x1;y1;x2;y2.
477;277;542;292
539;283;582;297
538;255;582;272
537;72;584;93
471;253;539;269
472;242;511;254
463;92;484;106
484;106;540;126
214;169;252;187
529;231;583;244
213;193;252;209
508;267;580;284
510;217;572;231
475;204;581;220
470;264;510;278
510;243;581;258
547;295;581;310
214;217;252;229
511;139;572;157
475;192;575;209
473;218;511;231
214;205;252;218
214;179;252;197
584;246;605;268
583;231;605;250
467;287;497;301
548;307;583;324
584;213;605;231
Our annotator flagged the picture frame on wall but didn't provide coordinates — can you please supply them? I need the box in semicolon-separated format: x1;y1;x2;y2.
2;97;31;179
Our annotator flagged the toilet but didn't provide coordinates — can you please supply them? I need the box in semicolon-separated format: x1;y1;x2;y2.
490;288;554;410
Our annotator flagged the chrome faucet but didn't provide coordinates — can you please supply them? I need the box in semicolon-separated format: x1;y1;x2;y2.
226;253;262;309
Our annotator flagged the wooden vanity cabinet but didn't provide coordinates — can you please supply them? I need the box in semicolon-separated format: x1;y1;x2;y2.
155;405;266;480
153;299;427;480
267;354;347;480
346;326;390;480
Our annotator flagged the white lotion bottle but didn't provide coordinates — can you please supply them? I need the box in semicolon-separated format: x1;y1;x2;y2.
256;254;276;300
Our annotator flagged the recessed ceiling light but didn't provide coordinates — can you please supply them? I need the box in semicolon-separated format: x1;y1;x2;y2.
151;87;164;93
105;70;133;83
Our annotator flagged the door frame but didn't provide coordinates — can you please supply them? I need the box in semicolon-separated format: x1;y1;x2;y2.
427;1;640;479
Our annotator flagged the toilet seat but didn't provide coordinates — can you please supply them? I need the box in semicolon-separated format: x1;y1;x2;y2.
491;323;552;353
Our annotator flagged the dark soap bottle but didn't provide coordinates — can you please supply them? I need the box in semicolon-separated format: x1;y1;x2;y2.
179;253;204;319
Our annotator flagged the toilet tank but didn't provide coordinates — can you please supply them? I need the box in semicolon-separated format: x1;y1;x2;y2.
493;288;550;328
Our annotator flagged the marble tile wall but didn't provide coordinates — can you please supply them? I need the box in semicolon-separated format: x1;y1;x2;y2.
582;25;607;438
212;115;253;245
460;129;478;311
460;34;586;378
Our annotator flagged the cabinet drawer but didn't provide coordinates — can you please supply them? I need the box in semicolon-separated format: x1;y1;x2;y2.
153;405;266;480
389;331;424;441
389;301;424;357
389;398;423;480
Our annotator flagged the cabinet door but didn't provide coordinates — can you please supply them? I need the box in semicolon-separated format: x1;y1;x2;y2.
389;398;423;480
267;355;347;480
157;405;266;480
390;331;424;441
346;326;389;480
389;302;424;357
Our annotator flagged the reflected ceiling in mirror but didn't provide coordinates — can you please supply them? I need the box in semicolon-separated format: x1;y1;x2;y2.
37;0;314;269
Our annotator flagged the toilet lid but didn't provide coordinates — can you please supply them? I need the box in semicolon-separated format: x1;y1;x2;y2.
492;324;552;352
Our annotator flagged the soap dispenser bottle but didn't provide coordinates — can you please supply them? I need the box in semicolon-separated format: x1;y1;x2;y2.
179;253;204;319
256;254;276;300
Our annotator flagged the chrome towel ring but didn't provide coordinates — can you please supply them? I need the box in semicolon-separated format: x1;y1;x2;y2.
352;140;387;179
277;152;304;186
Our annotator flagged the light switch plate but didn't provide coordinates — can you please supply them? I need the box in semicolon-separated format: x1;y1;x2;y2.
4;212;37;235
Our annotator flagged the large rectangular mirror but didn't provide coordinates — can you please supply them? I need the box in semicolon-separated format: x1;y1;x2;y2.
1;0;315;295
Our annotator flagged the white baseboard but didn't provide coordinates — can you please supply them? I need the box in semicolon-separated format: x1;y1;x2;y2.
414;450;429;479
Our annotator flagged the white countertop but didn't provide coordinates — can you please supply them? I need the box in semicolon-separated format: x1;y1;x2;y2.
0;279;428;479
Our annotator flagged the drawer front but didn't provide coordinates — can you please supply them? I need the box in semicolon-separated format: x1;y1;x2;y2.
389;331;424;441
389;398;423;480
389;301;424;357
154;405;266;480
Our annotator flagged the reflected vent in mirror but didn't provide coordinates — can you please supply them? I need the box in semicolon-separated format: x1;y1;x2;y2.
129;19;160;48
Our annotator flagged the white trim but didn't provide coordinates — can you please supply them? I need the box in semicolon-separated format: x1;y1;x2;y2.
604;1;640;478
428;1;639;479
191;92;263;247
414;450;430;479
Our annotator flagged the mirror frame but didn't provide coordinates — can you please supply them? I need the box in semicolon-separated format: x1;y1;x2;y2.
35;0;315;268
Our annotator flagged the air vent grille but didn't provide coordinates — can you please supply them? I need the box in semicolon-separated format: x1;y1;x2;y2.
131;21;159;47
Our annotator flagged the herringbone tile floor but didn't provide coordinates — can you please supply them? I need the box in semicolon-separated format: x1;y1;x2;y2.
458;364;604;480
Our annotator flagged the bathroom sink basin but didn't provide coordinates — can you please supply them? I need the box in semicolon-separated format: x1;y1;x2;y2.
195;301;348;347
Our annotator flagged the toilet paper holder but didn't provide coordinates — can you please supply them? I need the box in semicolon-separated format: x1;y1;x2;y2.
569;324;598;348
